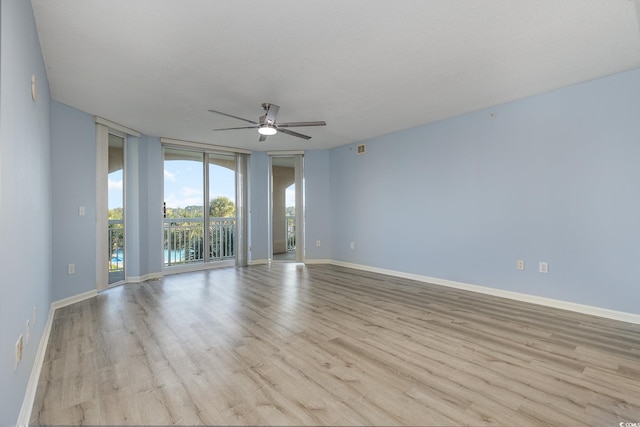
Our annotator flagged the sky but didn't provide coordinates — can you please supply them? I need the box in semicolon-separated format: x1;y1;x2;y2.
109;159;296;210
163;159;236;209
108;170;123;209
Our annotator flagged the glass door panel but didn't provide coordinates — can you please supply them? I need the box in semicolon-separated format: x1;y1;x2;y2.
208;153;236;262
271;156;301;262
108;134;125;284
163;148;204;266
285;183;296;254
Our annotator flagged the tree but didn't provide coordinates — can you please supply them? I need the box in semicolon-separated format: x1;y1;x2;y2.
285;206;295;217
210;196;235;218
108;207;123;220
164;197;236;263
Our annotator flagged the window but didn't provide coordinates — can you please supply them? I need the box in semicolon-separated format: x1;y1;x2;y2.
163;148;237;268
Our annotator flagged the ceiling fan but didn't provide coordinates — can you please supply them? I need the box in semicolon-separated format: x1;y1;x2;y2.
209;103;326;142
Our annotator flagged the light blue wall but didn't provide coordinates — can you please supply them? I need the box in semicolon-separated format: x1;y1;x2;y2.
140;136;164;276
50;103;165;289
125;136;142;279
329;68;640;314
248;151;270;261
0;0;52;423
304;150;332;260
124;135;164;279
51;101;96;301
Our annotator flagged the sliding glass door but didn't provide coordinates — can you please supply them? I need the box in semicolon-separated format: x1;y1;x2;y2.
163;148;236;269
108;134;125;284
270;154;304;262
163;149;204;265
208;153;236;261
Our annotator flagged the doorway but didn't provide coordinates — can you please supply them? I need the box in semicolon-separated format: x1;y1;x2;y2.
163;147;237;269
270;154;304;262
108;133;125;284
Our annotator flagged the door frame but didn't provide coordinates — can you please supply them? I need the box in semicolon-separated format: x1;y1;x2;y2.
268;151;305;262
161;146;241;273
107;132;126;286
95;117;140;291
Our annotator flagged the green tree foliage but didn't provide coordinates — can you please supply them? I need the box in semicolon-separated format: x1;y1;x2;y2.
163;197;236;219
108;207;123;220
165;205;203;219
210;196;235;218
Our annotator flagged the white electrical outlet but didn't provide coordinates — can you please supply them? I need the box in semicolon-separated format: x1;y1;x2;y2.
517;260;525;270
539;262;549;273
78;206;85;216
350;242;355;250
68;263;75;274
316;240;321;247
26;319;30;345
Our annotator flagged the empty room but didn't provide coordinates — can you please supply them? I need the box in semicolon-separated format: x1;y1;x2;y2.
2;1;640;425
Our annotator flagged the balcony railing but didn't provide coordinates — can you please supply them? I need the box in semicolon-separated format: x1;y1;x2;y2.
286;215;296;252
108;219;124;273
163;217;235;267
108;218;235;270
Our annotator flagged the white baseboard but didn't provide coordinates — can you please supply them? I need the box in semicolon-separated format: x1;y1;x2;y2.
16;304;54;426
329;260;640;325
51;289;98;310
162;261;235;276
126;272;163;283
249;259;332;266
17;289;98;425
304;259;332;265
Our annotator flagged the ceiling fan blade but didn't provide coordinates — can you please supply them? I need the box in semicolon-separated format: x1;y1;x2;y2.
276;121;326;128
259;134;268;142
263;103;280;125
212;126;258;131
278;127;312;140
208;109;258;125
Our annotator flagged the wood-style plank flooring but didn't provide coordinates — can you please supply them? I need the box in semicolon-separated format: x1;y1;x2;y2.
31;264;640;425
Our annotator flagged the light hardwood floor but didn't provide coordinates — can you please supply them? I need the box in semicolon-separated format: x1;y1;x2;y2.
31;264;640;426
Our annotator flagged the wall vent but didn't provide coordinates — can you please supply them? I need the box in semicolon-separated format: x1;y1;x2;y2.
356;144;366;155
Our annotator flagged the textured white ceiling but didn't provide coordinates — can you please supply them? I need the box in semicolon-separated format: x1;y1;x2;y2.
32;0;640;151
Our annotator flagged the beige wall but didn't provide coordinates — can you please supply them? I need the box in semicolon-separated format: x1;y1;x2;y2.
272;165;294;254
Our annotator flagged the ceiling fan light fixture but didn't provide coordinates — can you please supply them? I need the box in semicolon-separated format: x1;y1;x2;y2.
258;124;277;136
210;103;325;141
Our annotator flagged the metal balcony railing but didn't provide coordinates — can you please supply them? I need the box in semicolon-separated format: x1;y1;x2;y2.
163;217;236;267
286;215;296;252
108;219;124;273
108;218;235;270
